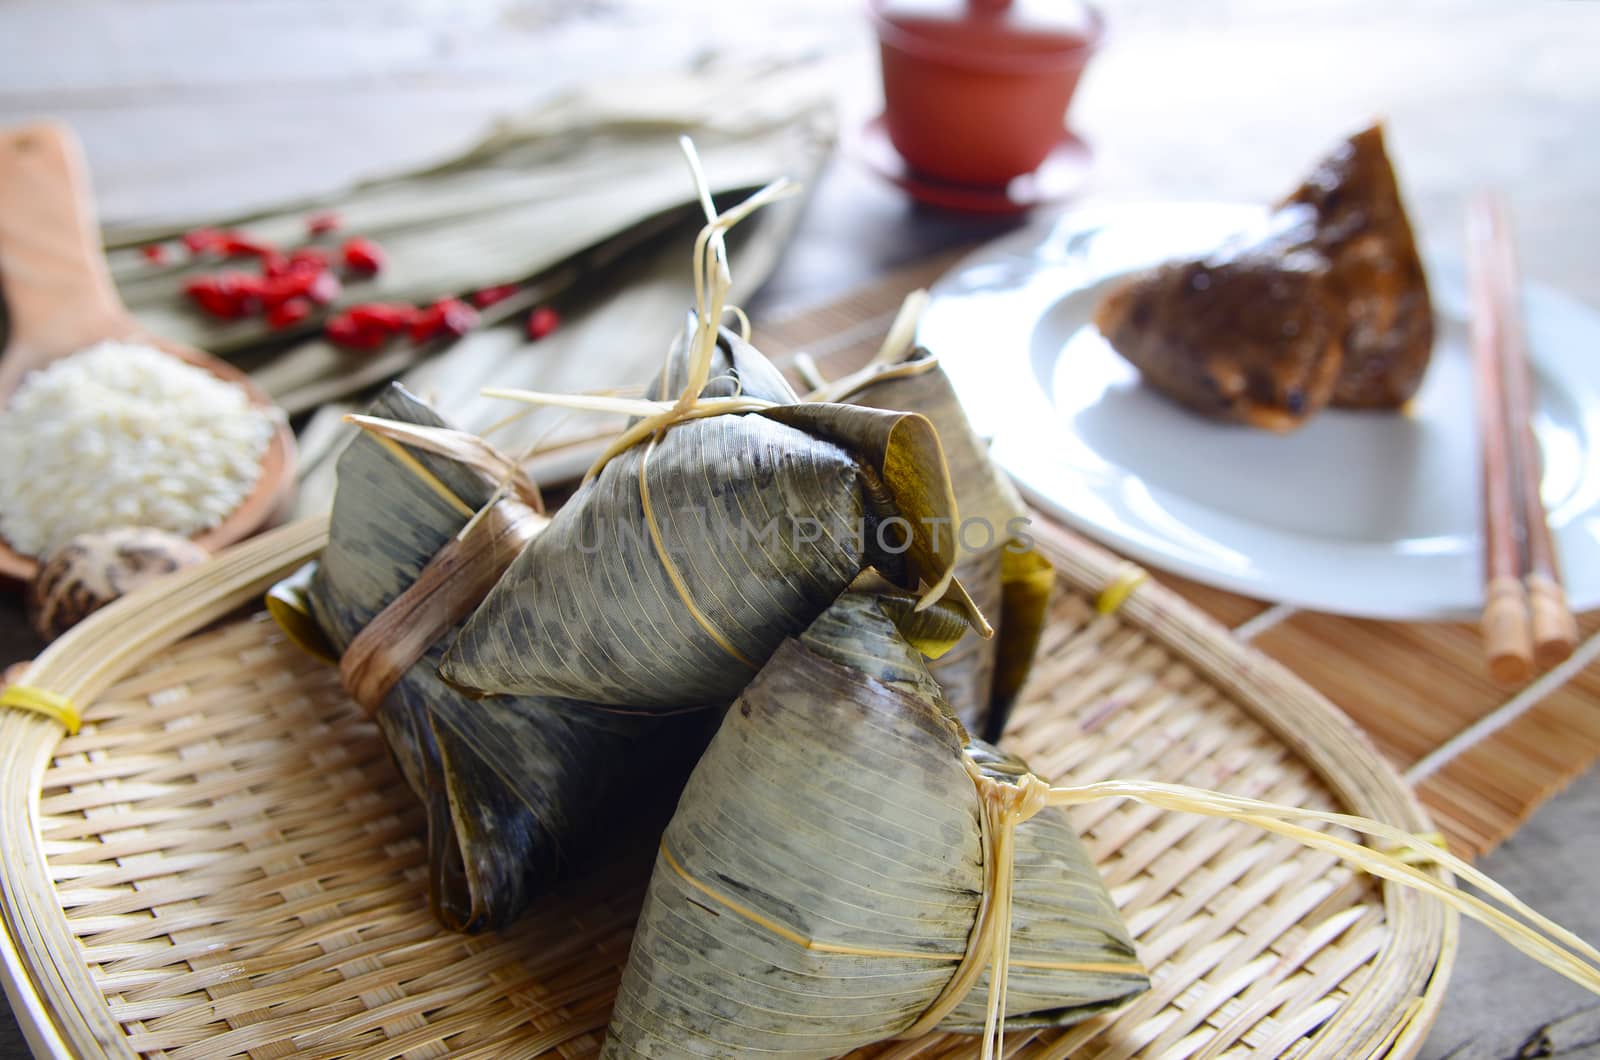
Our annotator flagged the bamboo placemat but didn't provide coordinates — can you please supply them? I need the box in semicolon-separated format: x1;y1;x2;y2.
753;256;1600;862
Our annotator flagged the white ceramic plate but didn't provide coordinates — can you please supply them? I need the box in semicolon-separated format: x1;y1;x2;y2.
921;203;1600;620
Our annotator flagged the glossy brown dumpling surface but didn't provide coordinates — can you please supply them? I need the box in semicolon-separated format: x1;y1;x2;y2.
1096;123;1433;428
1095;222;1341;431
1280;124;1434;409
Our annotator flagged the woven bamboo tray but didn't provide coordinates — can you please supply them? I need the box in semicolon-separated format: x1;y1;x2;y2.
0;514;1452;1059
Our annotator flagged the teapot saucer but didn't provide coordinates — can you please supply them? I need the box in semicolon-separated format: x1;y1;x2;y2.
854;114;1092;215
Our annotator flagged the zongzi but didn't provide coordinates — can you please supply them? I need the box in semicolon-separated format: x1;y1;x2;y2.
1095;122;1433;429
1094;213;1342;430
441;320;985;710
605;586;1148;1058
272;384;691;931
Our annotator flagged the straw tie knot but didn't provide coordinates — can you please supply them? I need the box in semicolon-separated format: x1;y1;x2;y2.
981;771;1052;826
897;767;1060;1054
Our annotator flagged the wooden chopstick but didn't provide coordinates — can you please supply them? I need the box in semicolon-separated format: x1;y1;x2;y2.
1469;193;1534;685
1469;191;1578;681
1482;193;1580;668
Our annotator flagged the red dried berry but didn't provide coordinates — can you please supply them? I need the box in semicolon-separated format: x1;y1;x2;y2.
218;270;265;315
346;302;418;334
181;227;228;255
217;269;265;295
140;244;167;264
442;307;477;337
341;237;385;276
306;212;342;237
262;273;300;307
409;298;479;343
261;251;291;279
265;267;341;308
182;278;237;319
189;293;237;319
183;274;257;319
221;234;275;259
525;305;560;341
289;247;331;272
471;284;519;308
407;305;446;343
268;297;313;330
436;298;479;338
325;313;389;352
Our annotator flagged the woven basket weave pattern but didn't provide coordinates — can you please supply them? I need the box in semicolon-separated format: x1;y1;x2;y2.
23;527;1444;1058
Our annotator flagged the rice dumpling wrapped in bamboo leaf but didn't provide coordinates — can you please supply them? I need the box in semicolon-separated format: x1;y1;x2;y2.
441;321;984;710
815;337;1053;741
604;586;1148;1057
275;384;688;932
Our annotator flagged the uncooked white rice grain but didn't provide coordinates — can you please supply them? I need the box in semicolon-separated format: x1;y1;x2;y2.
0;341;278;557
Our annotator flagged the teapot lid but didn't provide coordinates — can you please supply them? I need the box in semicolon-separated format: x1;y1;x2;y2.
870;0;1101;56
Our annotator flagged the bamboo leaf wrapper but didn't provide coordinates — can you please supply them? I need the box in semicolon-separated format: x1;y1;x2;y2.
605;589;1147;1057
280;384;694;931
835;349;1054;739
441;325;982;709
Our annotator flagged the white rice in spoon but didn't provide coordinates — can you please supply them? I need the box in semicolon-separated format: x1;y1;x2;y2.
0;341;277;557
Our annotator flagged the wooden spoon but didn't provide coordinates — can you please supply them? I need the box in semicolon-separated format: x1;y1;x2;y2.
0;122;294;584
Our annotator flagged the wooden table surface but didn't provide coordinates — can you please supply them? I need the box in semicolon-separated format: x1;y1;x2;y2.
1;0;1598;1056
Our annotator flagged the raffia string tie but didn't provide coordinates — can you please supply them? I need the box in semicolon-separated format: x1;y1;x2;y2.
1383;830;1449;865
896;768;1054;1048
0;683;80;735
799;288;942;405
998;778;1600;1056
340;498;547;715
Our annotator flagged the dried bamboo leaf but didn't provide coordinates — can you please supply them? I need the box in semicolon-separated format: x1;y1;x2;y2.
342;414;543;513
604;589;1146;1058
924;544;1004;723
253;198;700;413
993;546;1057;717
838;349;1051;739
760;401;984;628
263;560;334;662
105;59;835;358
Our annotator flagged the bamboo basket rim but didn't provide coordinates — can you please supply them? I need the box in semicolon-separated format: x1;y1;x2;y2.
0;514;1454;1058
